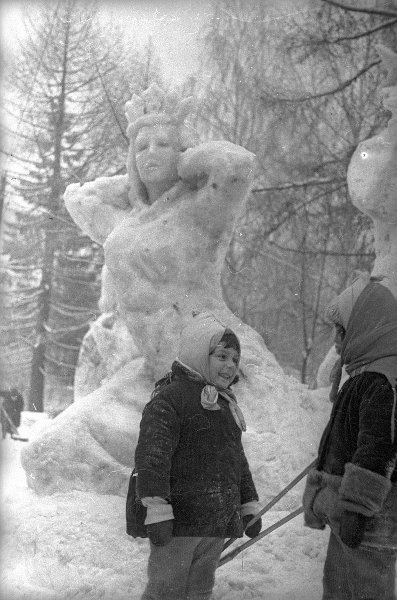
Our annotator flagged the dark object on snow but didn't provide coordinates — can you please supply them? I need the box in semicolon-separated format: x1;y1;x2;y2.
0;388;26;441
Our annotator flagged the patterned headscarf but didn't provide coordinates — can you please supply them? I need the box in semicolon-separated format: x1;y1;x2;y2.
177;312;246;431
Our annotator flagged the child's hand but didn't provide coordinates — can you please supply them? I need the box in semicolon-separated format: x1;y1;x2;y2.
146;520;174;546
243;514;262;538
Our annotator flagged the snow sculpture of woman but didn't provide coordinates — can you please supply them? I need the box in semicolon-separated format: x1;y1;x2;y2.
64;85;269;383
21;85;290;495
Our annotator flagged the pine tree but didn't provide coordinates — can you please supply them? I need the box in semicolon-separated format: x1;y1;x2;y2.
2;0;163;411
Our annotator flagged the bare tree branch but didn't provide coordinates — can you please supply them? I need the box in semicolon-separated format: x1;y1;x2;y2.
322;0;397;18
93;59;129;144
253;176;346;193
262;60;381;103
325;17;397;42
0;148;43;168
268;240;374;257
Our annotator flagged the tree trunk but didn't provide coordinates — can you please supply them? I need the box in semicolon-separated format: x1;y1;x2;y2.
28;341;45;412
28;229;55;412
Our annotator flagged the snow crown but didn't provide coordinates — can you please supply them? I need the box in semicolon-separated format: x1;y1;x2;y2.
125;83;198;146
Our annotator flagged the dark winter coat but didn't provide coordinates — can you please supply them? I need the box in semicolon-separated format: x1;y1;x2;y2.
134;364;258;538
318;372;397;481
303;278;397;549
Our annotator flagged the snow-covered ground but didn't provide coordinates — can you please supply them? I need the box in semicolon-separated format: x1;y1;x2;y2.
1;412;330;600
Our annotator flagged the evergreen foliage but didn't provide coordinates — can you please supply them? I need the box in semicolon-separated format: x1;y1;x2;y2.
1;0;163;410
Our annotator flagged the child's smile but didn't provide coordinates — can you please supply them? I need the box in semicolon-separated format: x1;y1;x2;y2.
209;344;239;389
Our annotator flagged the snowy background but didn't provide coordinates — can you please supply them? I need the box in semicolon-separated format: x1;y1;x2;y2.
2;1;396;597
1;390;331;599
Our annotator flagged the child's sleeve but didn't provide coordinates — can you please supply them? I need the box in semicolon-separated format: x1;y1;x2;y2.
239;445;259;506
134;392;181;500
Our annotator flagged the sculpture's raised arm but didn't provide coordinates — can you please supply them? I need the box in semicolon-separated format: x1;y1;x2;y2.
64;174;131;245
177;140;256;238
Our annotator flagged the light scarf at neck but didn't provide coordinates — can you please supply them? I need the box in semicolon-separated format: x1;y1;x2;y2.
177;360;246;432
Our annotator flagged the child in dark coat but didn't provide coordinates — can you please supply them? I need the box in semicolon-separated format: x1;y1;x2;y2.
303;275;397;599
133;312;261;600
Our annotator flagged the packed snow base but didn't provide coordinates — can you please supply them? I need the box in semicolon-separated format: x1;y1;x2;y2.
2;402;332;600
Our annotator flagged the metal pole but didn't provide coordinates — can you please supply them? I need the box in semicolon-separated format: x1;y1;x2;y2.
218;507;304;568
222;458;316;552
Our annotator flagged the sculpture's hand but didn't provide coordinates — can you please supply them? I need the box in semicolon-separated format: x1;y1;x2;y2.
178;141;256;188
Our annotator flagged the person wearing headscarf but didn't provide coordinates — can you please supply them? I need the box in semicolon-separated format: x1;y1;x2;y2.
303;274;397;599
130;311;261;600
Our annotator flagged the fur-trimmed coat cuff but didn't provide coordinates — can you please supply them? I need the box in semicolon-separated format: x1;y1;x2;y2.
339;463;392;517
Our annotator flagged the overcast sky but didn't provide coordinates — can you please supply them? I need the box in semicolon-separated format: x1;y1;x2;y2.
0;0;211;84
100;0;211;83
0;0;312;85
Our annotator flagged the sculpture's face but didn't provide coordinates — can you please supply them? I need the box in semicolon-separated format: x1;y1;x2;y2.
134;124;181;189
347;129;397;223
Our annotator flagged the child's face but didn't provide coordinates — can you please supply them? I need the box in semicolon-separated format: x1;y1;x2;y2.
209;343;239;389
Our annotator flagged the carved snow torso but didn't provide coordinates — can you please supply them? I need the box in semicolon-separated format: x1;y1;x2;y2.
104;187;224;316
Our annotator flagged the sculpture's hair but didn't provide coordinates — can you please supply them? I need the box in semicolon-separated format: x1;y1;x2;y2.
124;83;199;205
